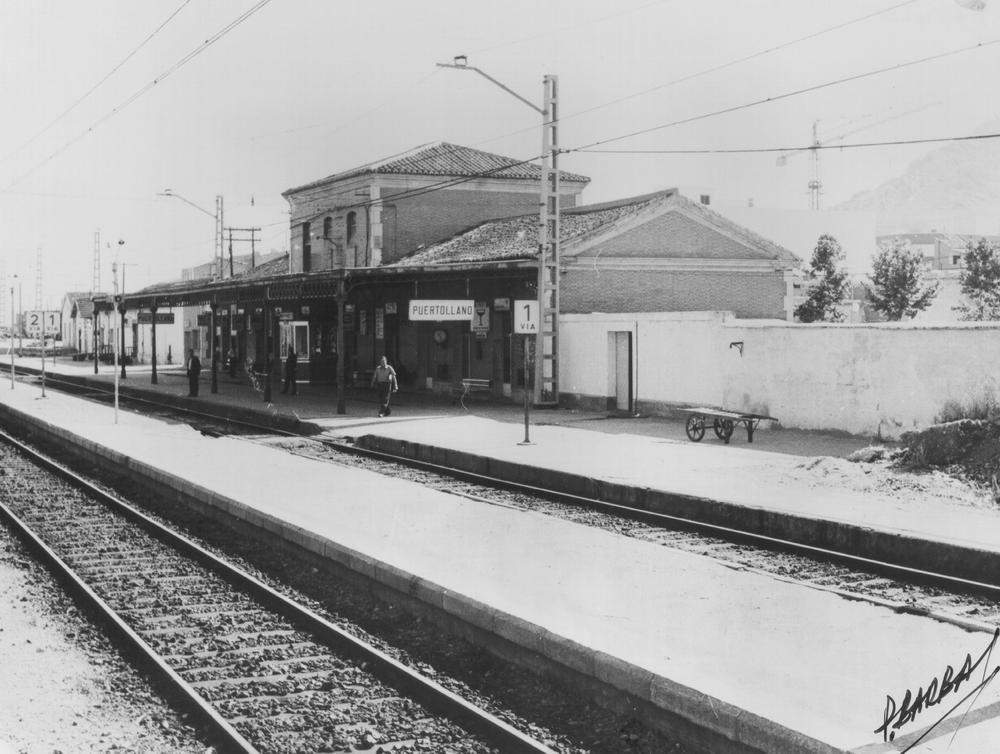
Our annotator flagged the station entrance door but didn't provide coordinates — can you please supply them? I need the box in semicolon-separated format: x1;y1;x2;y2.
608;331;632;412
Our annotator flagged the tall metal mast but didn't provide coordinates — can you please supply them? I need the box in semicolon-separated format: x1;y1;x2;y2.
35;246;43;310
535;75;560;405
93;230;101;293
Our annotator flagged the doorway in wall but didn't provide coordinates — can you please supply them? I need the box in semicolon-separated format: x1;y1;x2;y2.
608;331;632;412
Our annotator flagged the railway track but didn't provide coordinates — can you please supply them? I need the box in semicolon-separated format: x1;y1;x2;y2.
11;369;1000;632
0;428;554;754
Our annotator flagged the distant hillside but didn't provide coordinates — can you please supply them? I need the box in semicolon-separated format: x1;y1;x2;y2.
835;120;1000;234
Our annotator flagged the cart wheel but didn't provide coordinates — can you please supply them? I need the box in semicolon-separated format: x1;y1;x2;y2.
713;418;735;441
685;415;706;442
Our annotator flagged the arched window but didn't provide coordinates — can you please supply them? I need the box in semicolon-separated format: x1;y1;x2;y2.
346;211;357;244
323;216;332;239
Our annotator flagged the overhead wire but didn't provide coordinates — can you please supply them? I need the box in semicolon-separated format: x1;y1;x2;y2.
577;131;1000;155
0;0;193;166
470;0;921;149
1;0;276;194
563;38;1000;154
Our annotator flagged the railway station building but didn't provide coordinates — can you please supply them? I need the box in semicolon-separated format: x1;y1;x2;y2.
124;143;798;409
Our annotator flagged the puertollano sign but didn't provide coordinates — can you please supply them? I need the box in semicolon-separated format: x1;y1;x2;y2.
408;300;474;321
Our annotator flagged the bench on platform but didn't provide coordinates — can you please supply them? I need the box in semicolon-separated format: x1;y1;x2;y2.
457;378;491;409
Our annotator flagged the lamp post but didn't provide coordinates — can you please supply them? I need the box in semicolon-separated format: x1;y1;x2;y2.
8;275;16;389
436;56;561;407
17;279;22;355
158;189;225;279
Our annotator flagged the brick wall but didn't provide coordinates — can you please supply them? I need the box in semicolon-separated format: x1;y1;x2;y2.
575;211;777;260
561;268;787;319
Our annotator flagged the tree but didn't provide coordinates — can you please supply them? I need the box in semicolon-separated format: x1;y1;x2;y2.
956;238;1000;320
794;234;849;323
866;240;938;321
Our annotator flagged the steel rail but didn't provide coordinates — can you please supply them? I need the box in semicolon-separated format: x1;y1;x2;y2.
0;497;257;754
15;369;1000;601
0;427;555;754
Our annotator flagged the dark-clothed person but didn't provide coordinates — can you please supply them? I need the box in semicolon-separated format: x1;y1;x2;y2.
281;348;298;395
370;356;398;417
186;349;201;397
227;346;238;377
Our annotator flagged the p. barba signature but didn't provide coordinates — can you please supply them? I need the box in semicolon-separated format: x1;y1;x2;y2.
875;627;1000;749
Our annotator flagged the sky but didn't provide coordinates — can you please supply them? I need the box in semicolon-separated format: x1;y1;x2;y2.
1;0;999;308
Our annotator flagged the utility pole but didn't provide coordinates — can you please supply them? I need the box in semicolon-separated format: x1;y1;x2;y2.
225;227;262;273
435;56;561;406
216;195;225;279
112;261;120;424
93;230;101;293
34;247;42;310
159;190;224;278
808;120;822;211
536;75;560;405
36;248;45;398
8;276;15;389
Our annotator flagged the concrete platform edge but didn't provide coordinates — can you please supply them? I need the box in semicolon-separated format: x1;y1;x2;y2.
0;398;844;754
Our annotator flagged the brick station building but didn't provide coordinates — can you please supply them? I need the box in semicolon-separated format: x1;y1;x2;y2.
126;143;798;409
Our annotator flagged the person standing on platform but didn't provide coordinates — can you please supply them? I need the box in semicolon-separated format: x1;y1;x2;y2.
370;355;398;417
186;349;201;397
227;345;238;377
281;347;298;395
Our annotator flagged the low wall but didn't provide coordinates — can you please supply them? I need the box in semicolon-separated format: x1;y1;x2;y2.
560;312;1000;438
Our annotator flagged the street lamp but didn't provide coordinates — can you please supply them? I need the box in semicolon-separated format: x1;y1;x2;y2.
158;188;225;279
436;56;562;408
8;274;16;389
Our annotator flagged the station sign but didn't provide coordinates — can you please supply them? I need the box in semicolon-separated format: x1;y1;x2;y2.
514;300;539;334
408;299;474;321
137;312;175;325
278;312;295;322
24;310;61;336
493;297;510;311
384;302;397;315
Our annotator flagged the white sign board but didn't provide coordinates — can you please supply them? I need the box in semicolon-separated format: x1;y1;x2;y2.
25;310;61;336
514;300;539;334
409;299;474;321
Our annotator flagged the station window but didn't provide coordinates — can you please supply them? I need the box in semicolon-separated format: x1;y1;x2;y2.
323;216;332;239
346;212;357;244
302;222;312;272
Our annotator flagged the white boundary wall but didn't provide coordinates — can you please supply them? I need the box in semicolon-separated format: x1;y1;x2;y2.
560;312;1000;438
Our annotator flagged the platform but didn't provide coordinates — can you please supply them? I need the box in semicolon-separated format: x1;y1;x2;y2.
2;379;1000;751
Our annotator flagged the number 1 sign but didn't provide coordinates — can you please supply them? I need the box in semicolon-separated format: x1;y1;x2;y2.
514;300;539;334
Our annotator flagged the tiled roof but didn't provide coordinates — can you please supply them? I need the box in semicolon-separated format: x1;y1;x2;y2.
283;142;590;195
391;190;799;267
133;253;289;297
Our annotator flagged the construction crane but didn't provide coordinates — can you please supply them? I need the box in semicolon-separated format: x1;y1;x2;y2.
776;102;941;210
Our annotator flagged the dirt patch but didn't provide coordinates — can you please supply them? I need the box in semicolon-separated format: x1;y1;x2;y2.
900;420;1000;483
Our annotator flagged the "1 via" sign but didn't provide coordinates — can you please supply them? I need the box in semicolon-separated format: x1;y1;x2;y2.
514;300;539;334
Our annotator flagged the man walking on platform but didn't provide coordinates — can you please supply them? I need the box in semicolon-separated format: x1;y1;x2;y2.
370;355;398;417
186;349;201;397
281;347;298;395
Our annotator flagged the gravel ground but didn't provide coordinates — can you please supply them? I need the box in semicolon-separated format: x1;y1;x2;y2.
1;434;688;753
0;524;208;754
